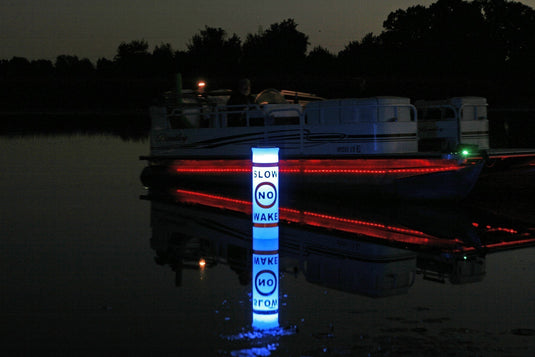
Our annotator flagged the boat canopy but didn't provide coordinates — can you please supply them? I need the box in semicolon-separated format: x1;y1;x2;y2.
415;97;488;121
450;97;488;121
415;97;489;151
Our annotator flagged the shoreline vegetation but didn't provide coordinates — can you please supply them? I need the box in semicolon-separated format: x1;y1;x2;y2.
1;1;534;143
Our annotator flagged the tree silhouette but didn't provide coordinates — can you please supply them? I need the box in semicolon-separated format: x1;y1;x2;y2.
5;57;32;77
305;46;337;75
30;59;54;77
96;57;115;77
152;43;178;77
338;33;384;76
377;0;535;77
114;40;151;77
242;19;309;75
2;0;535;121
477;0;535;76
380;5;432;74
186;26;241;76
55;55;94;77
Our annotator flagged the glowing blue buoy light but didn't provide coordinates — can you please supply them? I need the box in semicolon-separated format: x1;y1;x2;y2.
251;147;280;330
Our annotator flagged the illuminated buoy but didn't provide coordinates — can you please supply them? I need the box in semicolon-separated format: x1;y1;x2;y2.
251;147;279;330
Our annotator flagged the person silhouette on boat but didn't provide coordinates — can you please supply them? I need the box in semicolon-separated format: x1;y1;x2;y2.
226;78;255;126
227;78;255;106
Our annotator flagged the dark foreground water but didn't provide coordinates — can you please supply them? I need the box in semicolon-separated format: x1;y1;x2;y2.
1;135;534;356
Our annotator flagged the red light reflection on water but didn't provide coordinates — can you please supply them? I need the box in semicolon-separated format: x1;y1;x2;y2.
172;189;535;252
472;222;518;234
464;222;535;252
173;189;460;249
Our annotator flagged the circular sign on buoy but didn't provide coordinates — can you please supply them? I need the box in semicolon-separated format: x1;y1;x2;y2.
254;182;277;209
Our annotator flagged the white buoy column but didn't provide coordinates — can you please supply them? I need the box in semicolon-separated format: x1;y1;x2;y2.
251;147;280;330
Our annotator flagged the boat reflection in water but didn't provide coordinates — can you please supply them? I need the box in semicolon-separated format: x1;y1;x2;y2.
143;186;534;355
144;186;535;296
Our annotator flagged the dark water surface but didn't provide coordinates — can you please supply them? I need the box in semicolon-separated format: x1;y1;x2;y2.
1;135;534;356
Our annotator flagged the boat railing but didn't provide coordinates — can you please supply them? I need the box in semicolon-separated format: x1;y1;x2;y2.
303;102;418;125
416;102;488;122
162;100;420;154
416;104;458;121
163;101;304;130
166;103;213;129
458;103;488;121
185;103;304;128
415;101;489;150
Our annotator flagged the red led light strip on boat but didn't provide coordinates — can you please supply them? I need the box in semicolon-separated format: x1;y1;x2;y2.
282;167;459;174
176;168;251;173
172;159;465;176
174;167;460;174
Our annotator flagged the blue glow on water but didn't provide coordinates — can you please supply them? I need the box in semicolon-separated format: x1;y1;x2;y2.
222;325;297;341
252;312;279;330
221;325;297;357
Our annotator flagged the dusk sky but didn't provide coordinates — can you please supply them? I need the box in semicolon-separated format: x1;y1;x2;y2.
2;0;535;62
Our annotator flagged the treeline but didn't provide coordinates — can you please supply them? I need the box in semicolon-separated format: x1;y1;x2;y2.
1;0;535;114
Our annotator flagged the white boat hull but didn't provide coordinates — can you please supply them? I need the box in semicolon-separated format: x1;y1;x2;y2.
142;95;484;200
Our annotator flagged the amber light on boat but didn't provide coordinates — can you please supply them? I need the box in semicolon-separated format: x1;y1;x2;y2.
198;258;207;269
